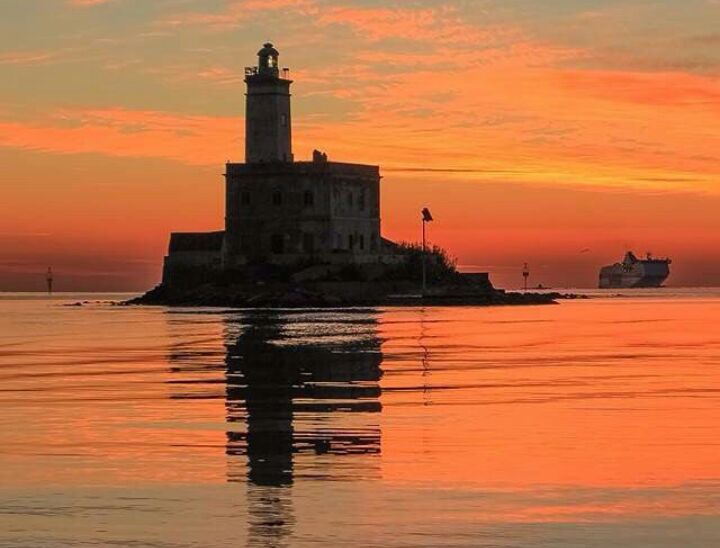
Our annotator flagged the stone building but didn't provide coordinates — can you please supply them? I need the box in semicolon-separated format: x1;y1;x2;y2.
163;43;387;284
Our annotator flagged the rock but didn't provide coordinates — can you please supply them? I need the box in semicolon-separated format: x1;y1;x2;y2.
127;281;560;308
291;265;337;283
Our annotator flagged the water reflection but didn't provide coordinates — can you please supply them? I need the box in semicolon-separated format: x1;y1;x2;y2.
224;310;383;485
221;310;383;546
5;294;720;546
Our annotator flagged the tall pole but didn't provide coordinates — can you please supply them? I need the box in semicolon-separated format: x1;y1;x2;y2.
422;218;427;296
46;267;53;295
420;208;433;297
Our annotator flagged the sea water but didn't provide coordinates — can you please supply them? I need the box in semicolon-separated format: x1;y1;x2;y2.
1;290;720;547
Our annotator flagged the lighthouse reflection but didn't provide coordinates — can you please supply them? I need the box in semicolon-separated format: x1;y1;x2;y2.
224;310;383;546
168;309;383;545
224;310;383;486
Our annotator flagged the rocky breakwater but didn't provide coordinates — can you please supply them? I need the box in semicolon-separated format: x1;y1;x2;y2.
129;274;558;309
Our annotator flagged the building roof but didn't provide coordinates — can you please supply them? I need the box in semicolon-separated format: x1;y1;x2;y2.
226;160;380;179
258;42;279;57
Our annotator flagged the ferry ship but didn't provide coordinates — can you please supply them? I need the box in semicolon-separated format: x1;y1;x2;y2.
599;252;671;289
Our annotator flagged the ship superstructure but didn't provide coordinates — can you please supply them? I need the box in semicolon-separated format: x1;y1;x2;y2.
599;252;671;289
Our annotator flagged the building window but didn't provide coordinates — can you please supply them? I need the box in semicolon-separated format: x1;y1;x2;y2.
371;233;378;251
349;234;354;250
336;233;342;249
271;234;284;254
281;114;288;127
303;190;314;207
241;191;251;205
359;235;365;251
303;233;315;254
359;191;366;211
272;190;282;206
347;192;353;208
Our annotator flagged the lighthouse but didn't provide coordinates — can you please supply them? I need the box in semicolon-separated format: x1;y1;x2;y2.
161;43;383;280
244;43;293;163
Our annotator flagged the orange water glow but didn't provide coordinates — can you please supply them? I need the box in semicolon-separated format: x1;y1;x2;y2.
2;295;720;543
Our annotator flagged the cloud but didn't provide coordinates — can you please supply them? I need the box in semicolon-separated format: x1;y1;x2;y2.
0;51;56;65
316;5;472;43
0;1;717;196
0;233;52;239
160;0;314;29
157;0;506;50
68;0;114;6
0;108;241;166
690;33;720;45
556;69;720;109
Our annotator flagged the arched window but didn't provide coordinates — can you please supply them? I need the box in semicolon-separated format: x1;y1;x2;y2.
272;190;282;206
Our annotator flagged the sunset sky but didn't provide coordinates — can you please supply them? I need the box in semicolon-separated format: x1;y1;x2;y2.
1;0;719;290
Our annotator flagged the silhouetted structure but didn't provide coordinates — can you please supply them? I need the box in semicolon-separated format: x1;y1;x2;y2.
162;44;395;287
46;267;53;294
599;251;671;288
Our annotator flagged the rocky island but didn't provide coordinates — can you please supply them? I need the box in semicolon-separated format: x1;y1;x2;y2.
131;242;558;308
132;43;557;309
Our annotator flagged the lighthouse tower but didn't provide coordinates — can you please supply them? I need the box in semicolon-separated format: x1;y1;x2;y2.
162;42;383;280
244;43;293;163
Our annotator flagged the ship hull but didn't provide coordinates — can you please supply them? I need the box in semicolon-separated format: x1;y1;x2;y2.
598;271;669;289
598;253;671;289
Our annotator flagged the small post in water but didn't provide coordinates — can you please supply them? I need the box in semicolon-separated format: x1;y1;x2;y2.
46;267;54;295
522;263;530;292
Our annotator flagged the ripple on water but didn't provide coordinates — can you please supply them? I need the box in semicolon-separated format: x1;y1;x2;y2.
1;293;720;546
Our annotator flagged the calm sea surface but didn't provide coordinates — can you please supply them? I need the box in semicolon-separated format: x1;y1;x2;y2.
1;290;720;547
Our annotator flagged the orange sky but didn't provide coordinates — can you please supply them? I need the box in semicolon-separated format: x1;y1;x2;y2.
1;0;719;290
